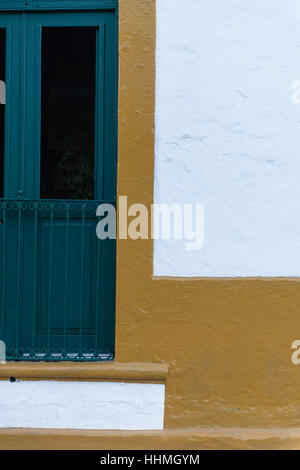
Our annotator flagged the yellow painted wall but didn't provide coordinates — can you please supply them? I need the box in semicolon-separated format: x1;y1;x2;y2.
116;0;300;429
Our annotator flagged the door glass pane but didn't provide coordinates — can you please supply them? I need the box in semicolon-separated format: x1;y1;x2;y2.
0;29;5;198
40;27;96;200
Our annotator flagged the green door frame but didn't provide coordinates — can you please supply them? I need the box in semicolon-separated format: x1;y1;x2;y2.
0;1;118;361
0;1;118;12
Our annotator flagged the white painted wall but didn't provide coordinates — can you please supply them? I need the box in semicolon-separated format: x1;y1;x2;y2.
0;381;165;430
154;0;300;277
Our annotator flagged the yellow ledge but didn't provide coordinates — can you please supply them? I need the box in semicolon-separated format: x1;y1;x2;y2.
1;427;300;450
0;362;168;383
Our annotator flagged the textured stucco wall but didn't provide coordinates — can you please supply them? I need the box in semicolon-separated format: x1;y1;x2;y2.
1;0;300;446
116;0;300;432
0;381;165;430
154;0;300;277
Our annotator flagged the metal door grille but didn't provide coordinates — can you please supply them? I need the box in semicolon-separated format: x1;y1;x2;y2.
0;198;114;361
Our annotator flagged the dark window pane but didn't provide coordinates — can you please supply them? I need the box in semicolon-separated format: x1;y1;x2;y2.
40;27;96;200
0;29;5;198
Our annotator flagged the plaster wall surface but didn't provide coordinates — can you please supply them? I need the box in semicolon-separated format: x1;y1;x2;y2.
154;0;300;277
0;381;165;430
116;0;300;433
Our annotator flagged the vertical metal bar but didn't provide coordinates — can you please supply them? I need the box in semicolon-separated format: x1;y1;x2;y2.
63;207;70;353
95;232;101;355
15;205;22;353
79;206;85;351
95;27;105;201
4;26;12;199
94;26;105;357
0;204;6;339
31;205;38;353
47;205;54;352
19;14;27;199
33;25;42;200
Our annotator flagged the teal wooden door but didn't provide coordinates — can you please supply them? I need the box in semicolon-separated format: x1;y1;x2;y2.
0;8;117;361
